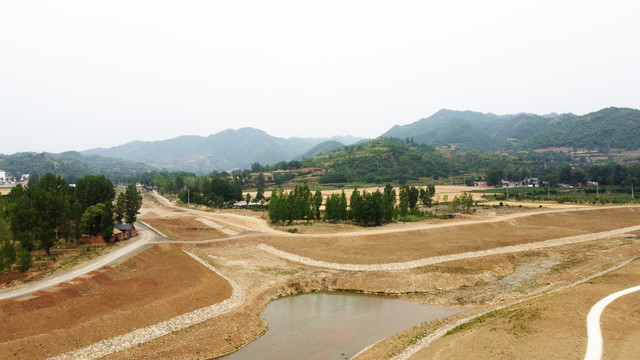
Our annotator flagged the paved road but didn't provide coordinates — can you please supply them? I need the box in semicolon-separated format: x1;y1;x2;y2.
584;284;640;360
0;223;163;301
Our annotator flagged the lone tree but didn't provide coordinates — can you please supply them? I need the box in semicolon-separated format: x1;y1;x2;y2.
419;184;436;208
115;193;126;224
123;184;143;225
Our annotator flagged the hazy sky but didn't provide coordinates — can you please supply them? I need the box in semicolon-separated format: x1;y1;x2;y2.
2;1;639;154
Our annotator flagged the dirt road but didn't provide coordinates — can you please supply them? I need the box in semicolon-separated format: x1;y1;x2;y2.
0;223;160;301
149;191;279;234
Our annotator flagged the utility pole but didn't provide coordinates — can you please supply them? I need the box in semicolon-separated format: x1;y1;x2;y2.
187;188;190;206
632;183;635;201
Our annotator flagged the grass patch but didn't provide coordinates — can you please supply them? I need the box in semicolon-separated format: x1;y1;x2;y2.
549;254;584;274
428;266;484;275
333;288;365;293
504;307;542;336
446;311;497;336
587;273;618;284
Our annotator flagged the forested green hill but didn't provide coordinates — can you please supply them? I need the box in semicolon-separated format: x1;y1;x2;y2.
0;152;155;183
382;107;640;153
520;107;640;151
294;140;345;160
302;137;531;185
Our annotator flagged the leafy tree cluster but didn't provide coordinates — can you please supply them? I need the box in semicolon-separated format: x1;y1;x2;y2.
324;191;348;221
72;175;116;242
1;174;143;273
177;176;243;207
268;185;322;224
483;163;640;188
349;189;386;226
251;160;303;173
115;184;143;225
6;174;74;257
448;193;474;213
0;216;19;273
322;184;434;227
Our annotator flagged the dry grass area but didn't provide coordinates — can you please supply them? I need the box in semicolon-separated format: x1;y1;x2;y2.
409;252;640;360
0;244;231;360
261;207;640;264
245;185;490;205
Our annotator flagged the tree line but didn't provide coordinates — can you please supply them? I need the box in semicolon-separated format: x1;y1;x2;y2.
268;184;444;227
0;174;142;274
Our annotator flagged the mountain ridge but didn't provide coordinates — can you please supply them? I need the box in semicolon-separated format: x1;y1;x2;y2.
82;127;363;173
382;107;638;153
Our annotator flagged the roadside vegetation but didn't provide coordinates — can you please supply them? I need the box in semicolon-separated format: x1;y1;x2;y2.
0;174;142;276
477;185;639;205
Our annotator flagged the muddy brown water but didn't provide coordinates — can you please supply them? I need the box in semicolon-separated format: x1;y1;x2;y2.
222;292;460;360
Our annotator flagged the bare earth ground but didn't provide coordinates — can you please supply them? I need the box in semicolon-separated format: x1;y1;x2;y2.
140;214;228;241
3;190;640;359
407;255;640;360
0;244;231;360
261;207;640;264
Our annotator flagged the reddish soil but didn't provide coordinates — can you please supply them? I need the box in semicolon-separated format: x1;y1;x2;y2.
0;244;232;360
0;272;26;284
141;217;227;241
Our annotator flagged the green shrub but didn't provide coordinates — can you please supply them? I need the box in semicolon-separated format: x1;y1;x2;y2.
17;249;33;272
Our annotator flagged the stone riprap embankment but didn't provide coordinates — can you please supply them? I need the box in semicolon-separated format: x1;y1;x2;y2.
258;225;640;271
48;251;243;360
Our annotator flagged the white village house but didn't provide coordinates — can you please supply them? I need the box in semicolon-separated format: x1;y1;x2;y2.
0;170;6;183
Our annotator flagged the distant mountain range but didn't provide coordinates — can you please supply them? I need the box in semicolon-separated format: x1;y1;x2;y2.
382;107;640;153
82;128;363;173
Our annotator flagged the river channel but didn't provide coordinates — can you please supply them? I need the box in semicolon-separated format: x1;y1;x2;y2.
222;292;460;360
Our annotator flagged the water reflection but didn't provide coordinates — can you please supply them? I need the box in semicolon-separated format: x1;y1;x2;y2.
223;292;459;360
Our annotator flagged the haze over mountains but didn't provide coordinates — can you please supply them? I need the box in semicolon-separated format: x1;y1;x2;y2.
81;129;363;173
3;107;638;176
